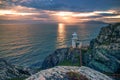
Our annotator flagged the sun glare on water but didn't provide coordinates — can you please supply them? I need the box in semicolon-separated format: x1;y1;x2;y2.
58;23;65;33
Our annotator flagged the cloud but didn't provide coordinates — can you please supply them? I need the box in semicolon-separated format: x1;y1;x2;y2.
0;0;120;24
1;0;120;12
18;0;120;12
0;5;120;24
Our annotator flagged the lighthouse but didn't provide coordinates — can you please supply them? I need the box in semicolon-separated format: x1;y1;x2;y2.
72;32;81;48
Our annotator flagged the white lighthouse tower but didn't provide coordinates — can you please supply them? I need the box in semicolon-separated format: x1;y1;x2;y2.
72;32;81;48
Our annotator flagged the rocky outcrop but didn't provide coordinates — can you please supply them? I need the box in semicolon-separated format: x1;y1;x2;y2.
0;58;31;80
41;48;81;69
26;66;112;80
84;23;120;73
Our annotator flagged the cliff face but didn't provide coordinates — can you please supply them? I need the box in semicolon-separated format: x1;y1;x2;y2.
84;23;120;73
26;66;112;80
0;59;31;80
41;48;81;69
90;23;120;49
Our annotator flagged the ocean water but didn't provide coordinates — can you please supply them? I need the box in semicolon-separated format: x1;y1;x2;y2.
0;23;105;68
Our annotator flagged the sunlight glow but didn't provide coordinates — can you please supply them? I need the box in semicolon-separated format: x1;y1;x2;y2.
52;11;94;24
55;12;73;17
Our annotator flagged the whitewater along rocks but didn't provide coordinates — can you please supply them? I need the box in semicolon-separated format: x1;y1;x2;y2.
26;66;112;80
0;58;31;80
84;23;120;73
41;48;81;69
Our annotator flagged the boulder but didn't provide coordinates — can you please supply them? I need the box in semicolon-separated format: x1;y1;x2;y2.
26;66;113;80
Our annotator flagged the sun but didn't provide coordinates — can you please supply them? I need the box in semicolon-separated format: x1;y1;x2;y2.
53;11;77;24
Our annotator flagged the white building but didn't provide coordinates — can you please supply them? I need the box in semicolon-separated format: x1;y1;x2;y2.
72;32;82;48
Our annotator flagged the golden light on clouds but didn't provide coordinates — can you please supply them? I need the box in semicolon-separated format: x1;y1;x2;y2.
52;11;75;24
94;10;116;14
72;13;97;17
52;11;95;24
0;10;37;16
105;15;120;18
55;12;73;17
0;5;38;16
54;11;98;17
0;10;15;15
0;5;120;23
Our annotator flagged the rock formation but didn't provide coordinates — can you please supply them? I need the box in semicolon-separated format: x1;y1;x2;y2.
41;48;81;69
0;58;31;80
26;66;112;80
84;23;120;73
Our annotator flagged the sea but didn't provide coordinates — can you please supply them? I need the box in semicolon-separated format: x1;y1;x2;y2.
0;23;106;68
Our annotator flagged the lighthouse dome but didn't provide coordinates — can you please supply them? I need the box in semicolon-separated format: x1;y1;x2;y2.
72;32;77;36
72;32;78;38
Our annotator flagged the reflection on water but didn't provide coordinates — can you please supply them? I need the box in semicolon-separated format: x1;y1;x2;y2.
58;23;65;33
57;23;67;48
0;25;32;58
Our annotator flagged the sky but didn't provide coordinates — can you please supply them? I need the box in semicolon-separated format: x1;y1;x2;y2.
0;0;120;24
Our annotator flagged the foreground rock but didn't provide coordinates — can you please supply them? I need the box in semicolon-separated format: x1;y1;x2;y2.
0;58;31;80
26;66;112;80
84;23;120;73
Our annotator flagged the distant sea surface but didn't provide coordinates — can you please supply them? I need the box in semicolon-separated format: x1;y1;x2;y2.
0;23;106;68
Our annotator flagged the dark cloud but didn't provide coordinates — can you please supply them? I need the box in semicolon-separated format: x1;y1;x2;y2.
0;0;19;8
1;0;120;12
99;13;119;16
19;0;120;12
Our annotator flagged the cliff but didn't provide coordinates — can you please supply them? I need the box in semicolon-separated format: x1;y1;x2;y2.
84;23;120;73
0;58;31;80
26;66;112;80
